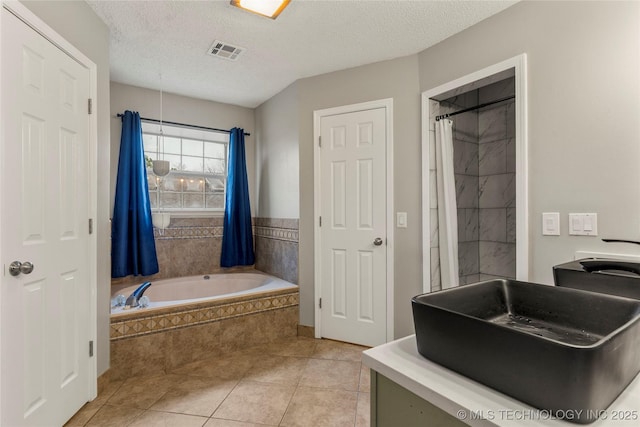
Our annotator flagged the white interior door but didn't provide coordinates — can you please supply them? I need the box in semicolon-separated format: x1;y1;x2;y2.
1;7;92;426
318;107;388;347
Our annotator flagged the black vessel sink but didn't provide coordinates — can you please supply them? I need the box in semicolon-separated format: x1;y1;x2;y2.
554;258;640;299
412;279;640;424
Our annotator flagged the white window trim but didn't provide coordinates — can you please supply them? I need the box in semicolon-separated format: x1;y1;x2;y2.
142;121;229;216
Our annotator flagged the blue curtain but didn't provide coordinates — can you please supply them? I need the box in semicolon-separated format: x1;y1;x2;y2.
221;128;255;267
111;111;159;278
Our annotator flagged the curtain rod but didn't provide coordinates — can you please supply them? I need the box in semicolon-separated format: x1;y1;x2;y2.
116;113;251;136
435;95;515;121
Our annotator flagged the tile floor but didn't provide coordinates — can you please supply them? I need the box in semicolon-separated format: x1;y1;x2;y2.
66;337;371;427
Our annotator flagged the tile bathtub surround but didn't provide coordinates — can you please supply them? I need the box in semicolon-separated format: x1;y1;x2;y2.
110;216;299;287
66;337;371;427
110;287;299;340
109;288;299;380
110;217;257;287
154;216;226;281
254;217;299;284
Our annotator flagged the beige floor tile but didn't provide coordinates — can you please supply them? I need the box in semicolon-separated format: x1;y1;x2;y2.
171;352;260;381
95;380;126;405
299;358;361;391
312;339;368;362
85;404;143;427
280;386;358;427
128;410;208;427
356;392;370;427
242;354;308;386
106;373;181;409
359;365;370;392
64;401;103;426
150;375;237;417
204;419;275;427
65;380;126;426
260;337;319;358
213;380;295;425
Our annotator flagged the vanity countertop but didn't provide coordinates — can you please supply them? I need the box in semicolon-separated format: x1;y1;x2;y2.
362;335;640;427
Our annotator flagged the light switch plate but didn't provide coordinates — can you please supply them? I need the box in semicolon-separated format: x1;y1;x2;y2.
569;213;598;236
396;212;407;228
542;212;560;236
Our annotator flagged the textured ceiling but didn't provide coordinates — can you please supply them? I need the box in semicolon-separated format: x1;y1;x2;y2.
87;0;517;108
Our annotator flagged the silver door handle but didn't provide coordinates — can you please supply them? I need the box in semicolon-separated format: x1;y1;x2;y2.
373;238;383;246
9;261;34;276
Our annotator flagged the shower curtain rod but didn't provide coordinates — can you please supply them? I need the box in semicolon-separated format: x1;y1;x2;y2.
116;113;251;136
435;95;515;121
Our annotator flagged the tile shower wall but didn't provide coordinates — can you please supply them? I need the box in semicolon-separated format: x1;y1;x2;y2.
254;218;299;284
430;77;516;290
478;78;516;280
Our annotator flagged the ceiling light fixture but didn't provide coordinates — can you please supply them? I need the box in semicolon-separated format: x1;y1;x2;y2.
230;0;291;19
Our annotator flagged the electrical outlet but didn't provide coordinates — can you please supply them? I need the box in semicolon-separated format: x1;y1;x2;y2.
542;212;560;236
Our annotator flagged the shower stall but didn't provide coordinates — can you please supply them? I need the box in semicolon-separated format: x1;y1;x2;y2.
430;76;517;291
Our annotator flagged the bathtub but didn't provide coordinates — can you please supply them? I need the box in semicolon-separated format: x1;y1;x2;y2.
111;272;297;316
109;271;300;379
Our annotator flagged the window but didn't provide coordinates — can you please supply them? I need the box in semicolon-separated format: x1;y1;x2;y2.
142;122;229;212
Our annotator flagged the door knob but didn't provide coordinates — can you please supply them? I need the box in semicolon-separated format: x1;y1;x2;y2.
373;237;384;246
9;261;34;276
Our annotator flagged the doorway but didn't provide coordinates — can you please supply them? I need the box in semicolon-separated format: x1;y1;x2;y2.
421;55;528;292
313;99;394;347
0;2;98;425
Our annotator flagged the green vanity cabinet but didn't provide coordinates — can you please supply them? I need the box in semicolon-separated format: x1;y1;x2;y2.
370;371;469;427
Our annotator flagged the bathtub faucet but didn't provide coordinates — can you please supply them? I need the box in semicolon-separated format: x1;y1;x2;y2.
125;282;152;308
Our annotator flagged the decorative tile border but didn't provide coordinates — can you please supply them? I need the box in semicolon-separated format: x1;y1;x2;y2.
153;225;224;240
110;290;299;341
150;217;299;241
254;226;299;242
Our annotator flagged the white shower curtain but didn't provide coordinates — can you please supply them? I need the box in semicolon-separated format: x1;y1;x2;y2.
435;119;459;288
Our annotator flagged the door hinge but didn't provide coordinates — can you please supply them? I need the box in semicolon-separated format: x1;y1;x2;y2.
89;340;94;357
89;218;93;235
88;98;92;115
319;216;322;227
319;298;322;309
319;136;322;147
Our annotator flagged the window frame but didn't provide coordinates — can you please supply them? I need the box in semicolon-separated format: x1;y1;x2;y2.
142;121;229;217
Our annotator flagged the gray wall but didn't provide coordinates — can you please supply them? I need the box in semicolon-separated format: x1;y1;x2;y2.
21;0;112;376
259;0;640;340
110;82;256;215
255;83;300;219
296;55;422;337
418;0;640;284
254;85;300;286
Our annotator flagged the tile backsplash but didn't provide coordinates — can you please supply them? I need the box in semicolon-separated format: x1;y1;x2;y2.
254;217;299;284
111;216;300;288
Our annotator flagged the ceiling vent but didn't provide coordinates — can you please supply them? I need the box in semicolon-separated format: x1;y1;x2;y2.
207;40;244;61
